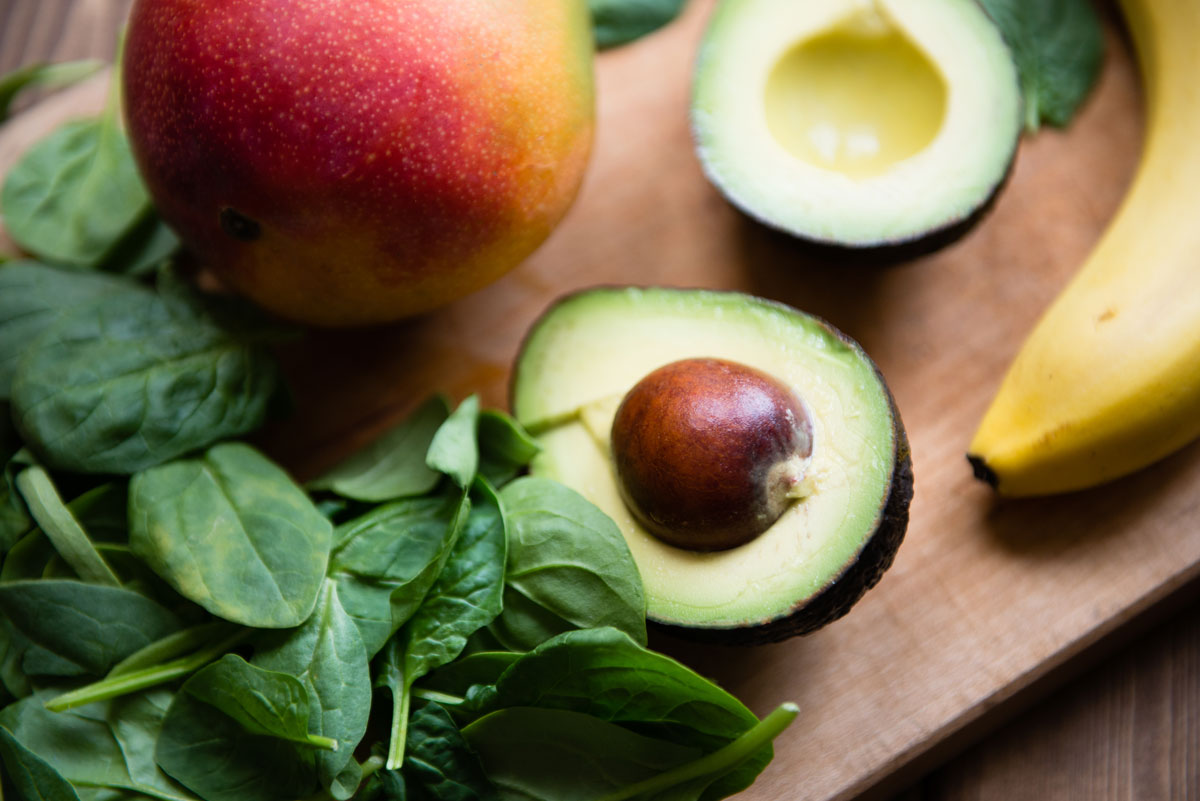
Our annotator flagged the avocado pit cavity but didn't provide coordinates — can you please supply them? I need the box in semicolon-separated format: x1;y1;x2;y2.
764;8;946;179
610;358;813;552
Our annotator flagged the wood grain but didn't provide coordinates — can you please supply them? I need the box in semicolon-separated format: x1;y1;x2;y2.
2;2;1199;801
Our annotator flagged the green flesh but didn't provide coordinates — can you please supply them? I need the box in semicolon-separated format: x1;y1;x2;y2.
512;287;898;630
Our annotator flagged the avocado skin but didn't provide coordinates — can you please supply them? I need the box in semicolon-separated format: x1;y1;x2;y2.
650;388;912;646
719;150;1017;266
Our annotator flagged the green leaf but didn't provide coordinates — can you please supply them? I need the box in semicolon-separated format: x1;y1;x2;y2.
588;0;689;49
15;465;120;586
156;692;320;801
0;579;180;676
98;215;180;277
476;410;539;488
182;654;336;750
11;272;283;475
129;443;332;629
331;489;469;656
0;261;130;398
483;628;756;750
463;707;699;800
309;396;450;502
417;651;520;702
0;453;32;558
402;480;506;687
978;0;1104;130
0;692;198;800
0;59;103;122
1;118;150;268
426;395;480;488
0;724;81;801
403;701;498;801
253;579;372;793
380;480;507;769
489;478;646;650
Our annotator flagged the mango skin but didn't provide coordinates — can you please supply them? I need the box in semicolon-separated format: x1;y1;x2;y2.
123;0;594;326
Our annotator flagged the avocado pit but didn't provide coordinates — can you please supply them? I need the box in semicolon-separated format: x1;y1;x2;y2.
611;358;813;551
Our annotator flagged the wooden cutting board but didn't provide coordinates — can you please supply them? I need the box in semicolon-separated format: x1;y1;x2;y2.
3;4;1195;800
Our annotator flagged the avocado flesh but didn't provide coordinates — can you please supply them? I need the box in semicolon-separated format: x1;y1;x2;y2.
692;0;1021;249
512;287;910;640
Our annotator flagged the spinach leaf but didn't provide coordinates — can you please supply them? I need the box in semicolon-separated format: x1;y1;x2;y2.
253;579;371;795
0;260;130;398
979;0;1104;130
16;465;120;586
403;700;498;801
0;579;180;676
380;480;506;768
464;706;699;800
426;395;480;488
476;409;538;488
99;215;180;277
1;117;150;268
489;478;646;650
0;454;32;557
156;691;321;801
0;59;103;122
483;626;752;739
331;489;469;656
11;272;282;475
588;0;689;49
309;396;450;502
182;654;336;750
0;692;198;800
416;651;520;702
0;724;81;801
464;702;797;801
129;442;332;629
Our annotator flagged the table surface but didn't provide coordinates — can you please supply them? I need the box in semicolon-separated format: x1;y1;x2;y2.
1;1;1198;799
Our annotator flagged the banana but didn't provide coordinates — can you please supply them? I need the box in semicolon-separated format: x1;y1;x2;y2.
967;0;1200;496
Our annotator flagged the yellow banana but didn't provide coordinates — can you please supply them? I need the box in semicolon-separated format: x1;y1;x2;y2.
967;0;1200;496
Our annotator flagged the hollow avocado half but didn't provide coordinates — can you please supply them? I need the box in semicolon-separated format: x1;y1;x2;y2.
510;287;912;644
691;0;1022;255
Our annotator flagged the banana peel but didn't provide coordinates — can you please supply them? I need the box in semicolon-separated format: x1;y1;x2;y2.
968;0;1200;496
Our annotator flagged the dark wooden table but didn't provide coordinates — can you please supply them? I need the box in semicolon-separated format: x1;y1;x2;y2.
1;1;1197;799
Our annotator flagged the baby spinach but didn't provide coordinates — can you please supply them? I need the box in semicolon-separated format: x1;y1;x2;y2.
99;215;181;277
979;0;1104;130
0;723;81;801
253;579;372;796
181;654;337;751
0;580;180;677
156;691;320;801
309;396;450;502
380;480;506;768
331;490;469;656
465;706;699;800
488;478;646;651
129;443;332;629
588;0;689;49
402;701;497;801
0;455;32;557
16;465;120;587
1;116;150;268
0;260;130;398
11;274;282;474
426;395;480;488
476;409;539;488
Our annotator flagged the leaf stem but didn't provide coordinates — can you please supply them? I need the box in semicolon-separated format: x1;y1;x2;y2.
385;679;412;771
410;687;464;706
592;703;799;801
305;733;339;751
44;627;250;711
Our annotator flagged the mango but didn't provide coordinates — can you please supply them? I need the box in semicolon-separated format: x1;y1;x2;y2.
122;0;594;326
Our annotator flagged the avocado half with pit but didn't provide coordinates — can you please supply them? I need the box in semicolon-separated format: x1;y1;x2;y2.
691;0;1022;254
511;287;912;644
